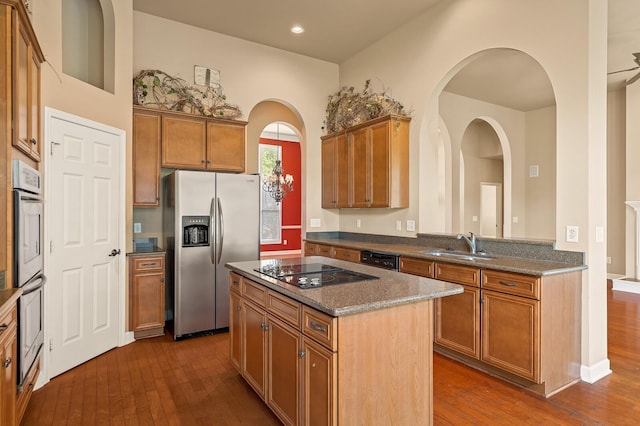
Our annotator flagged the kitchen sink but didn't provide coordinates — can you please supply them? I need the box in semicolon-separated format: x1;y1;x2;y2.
418;250;496;261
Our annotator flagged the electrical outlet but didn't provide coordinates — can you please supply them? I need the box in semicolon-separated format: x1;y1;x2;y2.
513;216;519;223
596;226;604;243
284;239;288;245
606;256;612;264
356;219;361;228
566;225;579;243
406;220;416;232
134;223;141;234
396;220;402;231
472;216;478;222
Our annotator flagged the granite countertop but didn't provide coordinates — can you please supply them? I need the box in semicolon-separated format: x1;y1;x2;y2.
226;256;463;317
305;237;587;276
0;287;22;312
127;246;166;256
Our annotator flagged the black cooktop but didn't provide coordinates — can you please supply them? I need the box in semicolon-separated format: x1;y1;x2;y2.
254;263;378;289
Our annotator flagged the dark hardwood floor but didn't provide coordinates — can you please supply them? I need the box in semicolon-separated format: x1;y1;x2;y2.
23;282;640;425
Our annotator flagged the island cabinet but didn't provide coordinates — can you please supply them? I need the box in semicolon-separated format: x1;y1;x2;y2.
0;298;17;425
304;242;360;264
400;256;581;397
230;271;434;425
321;114;410;209
128;254;165;339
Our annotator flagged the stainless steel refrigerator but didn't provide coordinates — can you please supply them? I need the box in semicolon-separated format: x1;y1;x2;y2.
163;170;259;339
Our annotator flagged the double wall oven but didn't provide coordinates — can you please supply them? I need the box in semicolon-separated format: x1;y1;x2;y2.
12;160;45;389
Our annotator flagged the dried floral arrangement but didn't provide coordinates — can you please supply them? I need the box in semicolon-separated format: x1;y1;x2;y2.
133;69;242;120
324;79;410;134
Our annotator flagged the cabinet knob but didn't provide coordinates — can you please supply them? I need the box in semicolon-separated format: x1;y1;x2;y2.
30;138;37;145
0;324;7;334
299;350;305;358
260;322;269;331
3;357;11;368
236;305;241;311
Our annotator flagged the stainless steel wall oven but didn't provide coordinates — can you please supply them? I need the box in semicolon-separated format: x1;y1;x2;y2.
12;160;45;388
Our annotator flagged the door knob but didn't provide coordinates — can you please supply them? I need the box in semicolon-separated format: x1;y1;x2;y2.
108;249;121;257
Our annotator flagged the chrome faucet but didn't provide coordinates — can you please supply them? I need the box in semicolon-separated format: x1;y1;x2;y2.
457;232;477;254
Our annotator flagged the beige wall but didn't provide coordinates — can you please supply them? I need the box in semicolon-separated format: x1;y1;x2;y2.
625;83;640;277
525;106;556;240
338;0;608;380
132;12;339;237
607;89;626;276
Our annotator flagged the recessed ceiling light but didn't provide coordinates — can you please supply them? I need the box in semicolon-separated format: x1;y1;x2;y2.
291;25;304;34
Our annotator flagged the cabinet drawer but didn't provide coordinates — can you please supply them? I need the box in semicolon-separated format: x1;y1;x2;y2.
304;242;318;256
267;290;301;328
317;244;333;257
332;247;360;263
229;272;242;294
435;263;480;287
132;256;164;271
302;306;337;351
243;279;267;307
0;303;17;333
399;257;434;278
482;270;540;299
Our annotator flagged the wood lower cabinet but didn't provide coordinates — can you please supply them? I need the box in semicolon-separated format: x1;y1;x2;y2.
231;272;435;424
433;262;481;360
133;107;161;206
303;242;360;264
321;114;410;209
0;299;17;426
128;254;165;339
481;289;539;381
399;258;581;397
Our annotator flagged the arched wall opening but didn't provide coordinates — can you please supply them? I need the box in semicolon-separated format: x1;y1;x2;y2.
247;100;305;257
422;47;556;240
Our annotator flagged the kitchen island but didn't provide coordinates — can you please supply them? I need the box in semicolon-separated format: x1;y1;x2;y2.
226;256;462;426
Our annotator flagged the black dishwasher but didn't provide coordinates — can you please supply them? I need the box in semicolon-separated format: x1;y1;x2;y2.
360;250;399;271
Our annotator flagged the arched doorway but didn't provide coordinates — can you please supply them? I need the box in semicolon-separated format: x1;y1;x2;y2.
258;122;302;257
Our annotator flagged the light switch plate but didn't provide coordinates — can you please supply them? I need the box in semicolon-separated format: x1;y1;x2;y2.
406;220;416;232
396;220;402;231
310;218;321;228
134;223;142;234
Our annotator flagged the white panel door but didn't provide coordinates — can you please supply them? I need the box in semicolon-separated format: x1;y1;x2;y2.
47;111;123;379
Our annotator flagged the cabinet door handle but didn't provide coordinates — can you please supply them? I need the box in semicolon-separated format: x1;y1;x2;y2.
0;324;8;334
140;263;157;267
260;321;269;331
3;357;11;368
309;321;327;333
498;280;517;287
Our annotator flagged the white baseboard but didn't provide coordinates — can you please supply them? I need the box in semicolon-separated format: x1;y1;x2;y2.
580;358;612;383
612;278;640;294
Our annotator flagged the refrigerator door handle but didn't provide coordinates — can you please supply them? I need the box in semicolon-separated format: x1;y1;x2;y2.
209;197;216;264
217;197;224;264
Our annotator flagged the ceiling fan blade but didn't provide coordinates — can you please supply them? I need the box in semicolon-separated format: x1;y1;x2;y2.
633;52;640;66
608;66;640;75
627;71;640;85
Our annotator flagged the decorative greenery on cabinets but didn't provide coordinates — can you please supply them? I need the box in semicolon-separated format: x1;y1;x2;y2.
133;69;243;119
324;79;410;134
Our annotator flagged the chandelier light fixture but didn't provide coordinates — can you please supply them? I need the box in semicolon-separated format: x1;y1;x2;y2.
262;160;294;204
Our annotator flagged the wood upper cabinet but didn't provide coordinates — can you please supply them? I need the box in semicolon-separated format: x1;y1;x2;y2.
161;113;208;169
321;134;349;208
206;121;245;172
128;254;165;339
321;114;410;209
161;111;247;172
133;108;161;206
12;7;43;162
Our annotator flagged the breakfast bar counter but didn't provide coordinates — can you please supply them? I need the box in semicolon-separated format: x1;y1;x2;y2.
225;255;463;316
225;256;462;425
